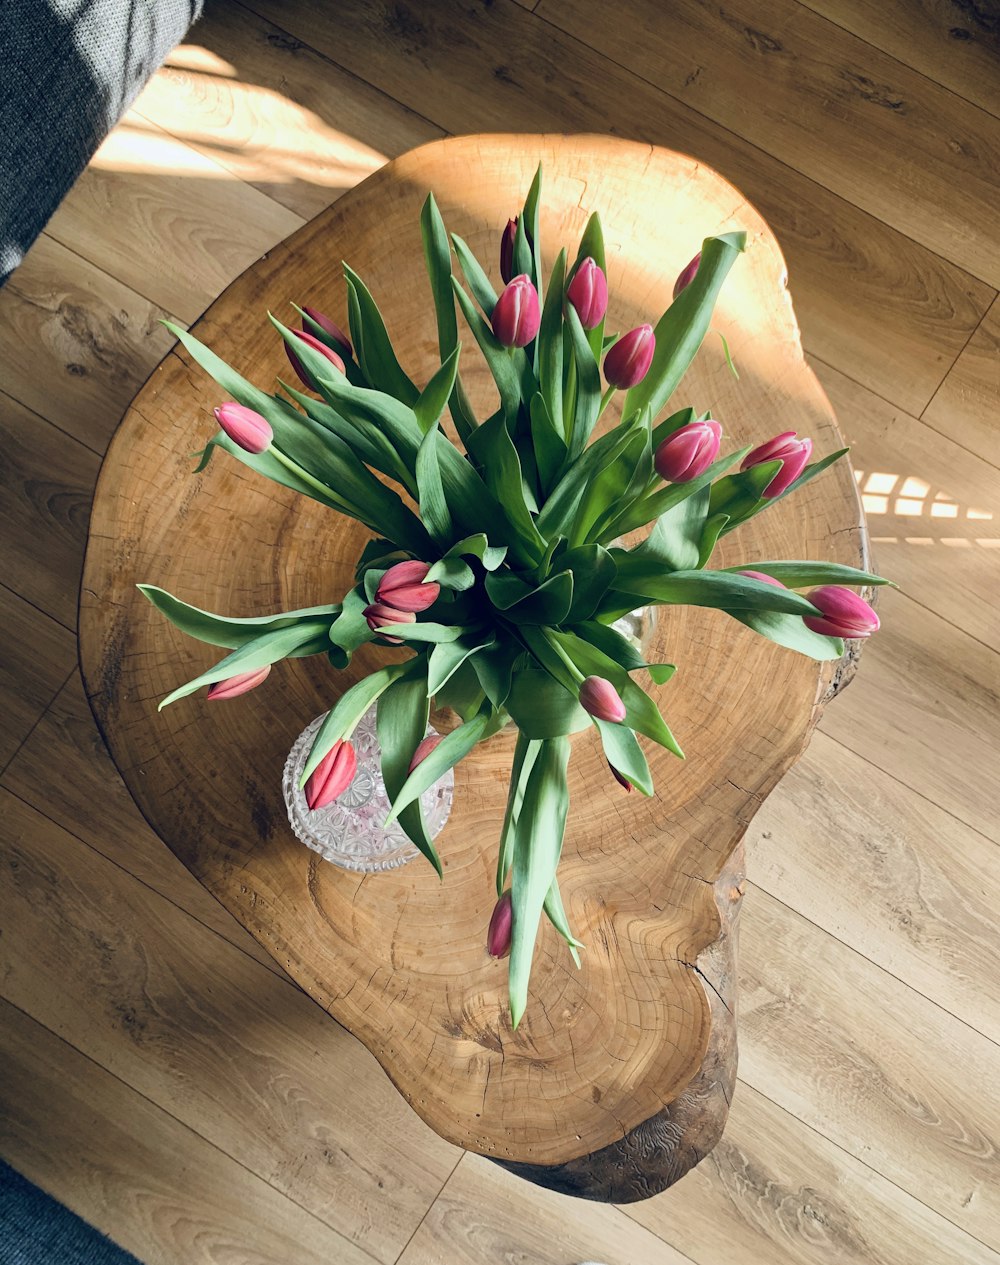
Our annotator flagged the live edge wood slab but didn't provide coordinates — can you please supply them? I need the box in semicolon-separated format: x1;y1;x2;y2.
79;135;869;1202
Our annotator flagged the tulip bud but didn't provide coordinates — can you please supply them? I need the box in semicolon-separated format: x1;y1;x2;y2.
301;306;353;356
304;739;357;810
566;257;608;330
285;328;346;390
363;601;416;644
654;418;722;483
608;760;633;793
500;218;518;285
741;430;813;498
604;325;655;389
491;274;541;348
487;891;513;958
375;560;441;613
206;664;271;701
803;586;880;639
408;734;443;775
735;570;786;588
673;251;701;300
213;402;273;454
579;675;627;724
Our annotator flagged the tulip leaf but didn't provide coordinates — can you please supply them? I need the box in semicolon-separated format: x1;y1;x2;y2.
354;539;407;579
509;734;570;1028
138;585;340;649
451;233;499;316
564;305;602;462
505;666;590;738
593;718;654;796
708;459;781;523
520;162;544;307
383;620;469;644
294;304;366;388
442;533;507;571
424;555;476;591
301;661;414;786
607;566;823;617
718;560;893;588
530;393;567;497
650;406;697;449
157;619;332;710
698;512;730;568
342;263;419;404
420;193;477;445
572;211;607;362
536;251;567;441
376;667;441;876
537;413;645;540
625;486;711;573
569;618;677;686
415;419;454;545
473;640;523;710
452;279;522;427
544;877;584;967
720;449;851;535
496;731;539;894
559;543;617;622
384;707;493;825
427;633;495;696
623;230;747;424
485;570;574;625
570;424;648;546
329;586;374;655
602;446;749;542
414;345;461;435
728;609;845;660
465;412;547;565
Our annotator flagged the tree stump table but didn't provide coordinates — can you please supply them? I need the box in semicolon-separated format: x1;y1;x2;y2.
80;135;868;1202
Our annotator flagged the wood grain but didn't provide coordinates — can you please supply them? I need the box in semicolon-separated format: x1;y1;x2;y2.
0;234;181;453
0;790;458;1263
45;112;304;323
0;585;75;771
0;391;100;629
240;0;997;417
133;1;444;221
78;134;864;1178
0;998;378;1265
923;296;1000;469
538;0;1000;286
798;0;1000;118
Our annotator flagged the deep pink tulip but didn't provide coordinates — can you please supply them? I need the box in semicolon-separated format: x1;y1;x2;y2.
579;675;627;723
608;761;633;793
673;251;701;300
302;306;353;356
376;560;440;613
735;570;786;588
206;664;271;701
213;402;272;454
363;601;416;644
741;430;813;498
803;586;880;639
654;418;722;483
285;328;346;390
500;218;518;285
491;274;541;348
304;739;358;810
408;734;443;775
604;325;655;389
566;257;609;329
487;891;513;958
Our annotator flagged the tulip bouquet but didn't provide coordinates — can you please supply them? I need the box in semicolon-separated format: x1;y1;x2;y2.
141;166;887;1025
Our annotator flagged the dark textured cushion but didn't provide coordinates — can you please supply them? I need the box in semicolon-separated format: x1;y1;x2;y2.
0;0;204;285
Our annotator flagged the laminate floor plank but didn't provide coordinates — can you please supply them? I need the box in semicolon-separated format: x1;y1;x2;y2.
0;585;75;771
133;1;444;222
1;672;287;977
0;391;100;630
923;296;1000;468
537;0;1000;286
797;0;1000;118
0;998;377;1265
0;790;458;1265
239;0;995;417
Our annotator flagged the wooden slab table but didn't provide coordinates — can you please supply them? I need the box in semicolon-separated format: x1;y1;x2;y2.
79;135;868;1202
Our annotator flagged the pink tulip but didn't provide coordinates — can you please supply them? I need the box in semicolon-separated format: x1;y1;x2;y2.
408;734;443;774
206;664;271;700
304;739;357;810
500;218;518;285
608;761;633;793
604;325;655;389
213;402;272;454
566;257;608;329
363;601;416;644
654;418;722;483
673;251;701;300
491;274;541;348
803;586;880;639
487;891;513;958
741;430;813;498
302;306;353;356
376;560;440;613
735;570;786;588
285;328;346;390
579;675;627;723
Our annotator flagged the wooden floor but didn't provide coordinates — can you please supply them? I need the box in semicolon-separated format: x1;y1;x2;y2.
1;1;998;1261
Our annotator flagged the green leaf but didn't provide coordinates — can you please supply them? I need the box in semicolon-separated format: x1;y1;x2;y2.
301;662;412;785
537;250;567;441
385;708;492;825
465;411;547;565
329;586;374;655
559;543;617;622
377;667;441;875
427;634;495;695
570;618;676;685
719;561;892;588
564;305;602;461
721;449;852;536
415;419;454;545
729;610;844;660
385;620;469;644
473;640;522;710
509;735;570;1028
608;566;822;616
709;460;782;523
544;877;584;967
444;533;507;571
698;512;730;568
623;230;747;423
452;233;498;315
420;193;477;445
650;406;697;450
342;263;418;404
138;585;339;649
520;162;544;306
569;423;647;546
529;393;567;498
485;570;574;625
158;620;331;710
572;211;607;362
593;719;653;795
294;303;366;387
496;731;538;895
424;555;476;591
504;664;589;739
629;486;710;572
603;446;748;542
452;280;522;427
414;345;461;434
537;413;645;540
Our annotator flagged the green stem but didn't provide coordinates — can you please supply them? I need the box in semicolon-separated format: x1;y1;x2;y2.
541;629;585;685
269;445;350;509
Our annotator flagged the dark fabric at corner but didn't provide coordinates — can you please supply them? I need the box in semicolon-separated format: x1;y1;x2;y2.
0;1159;145;1264
0;0;203;286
